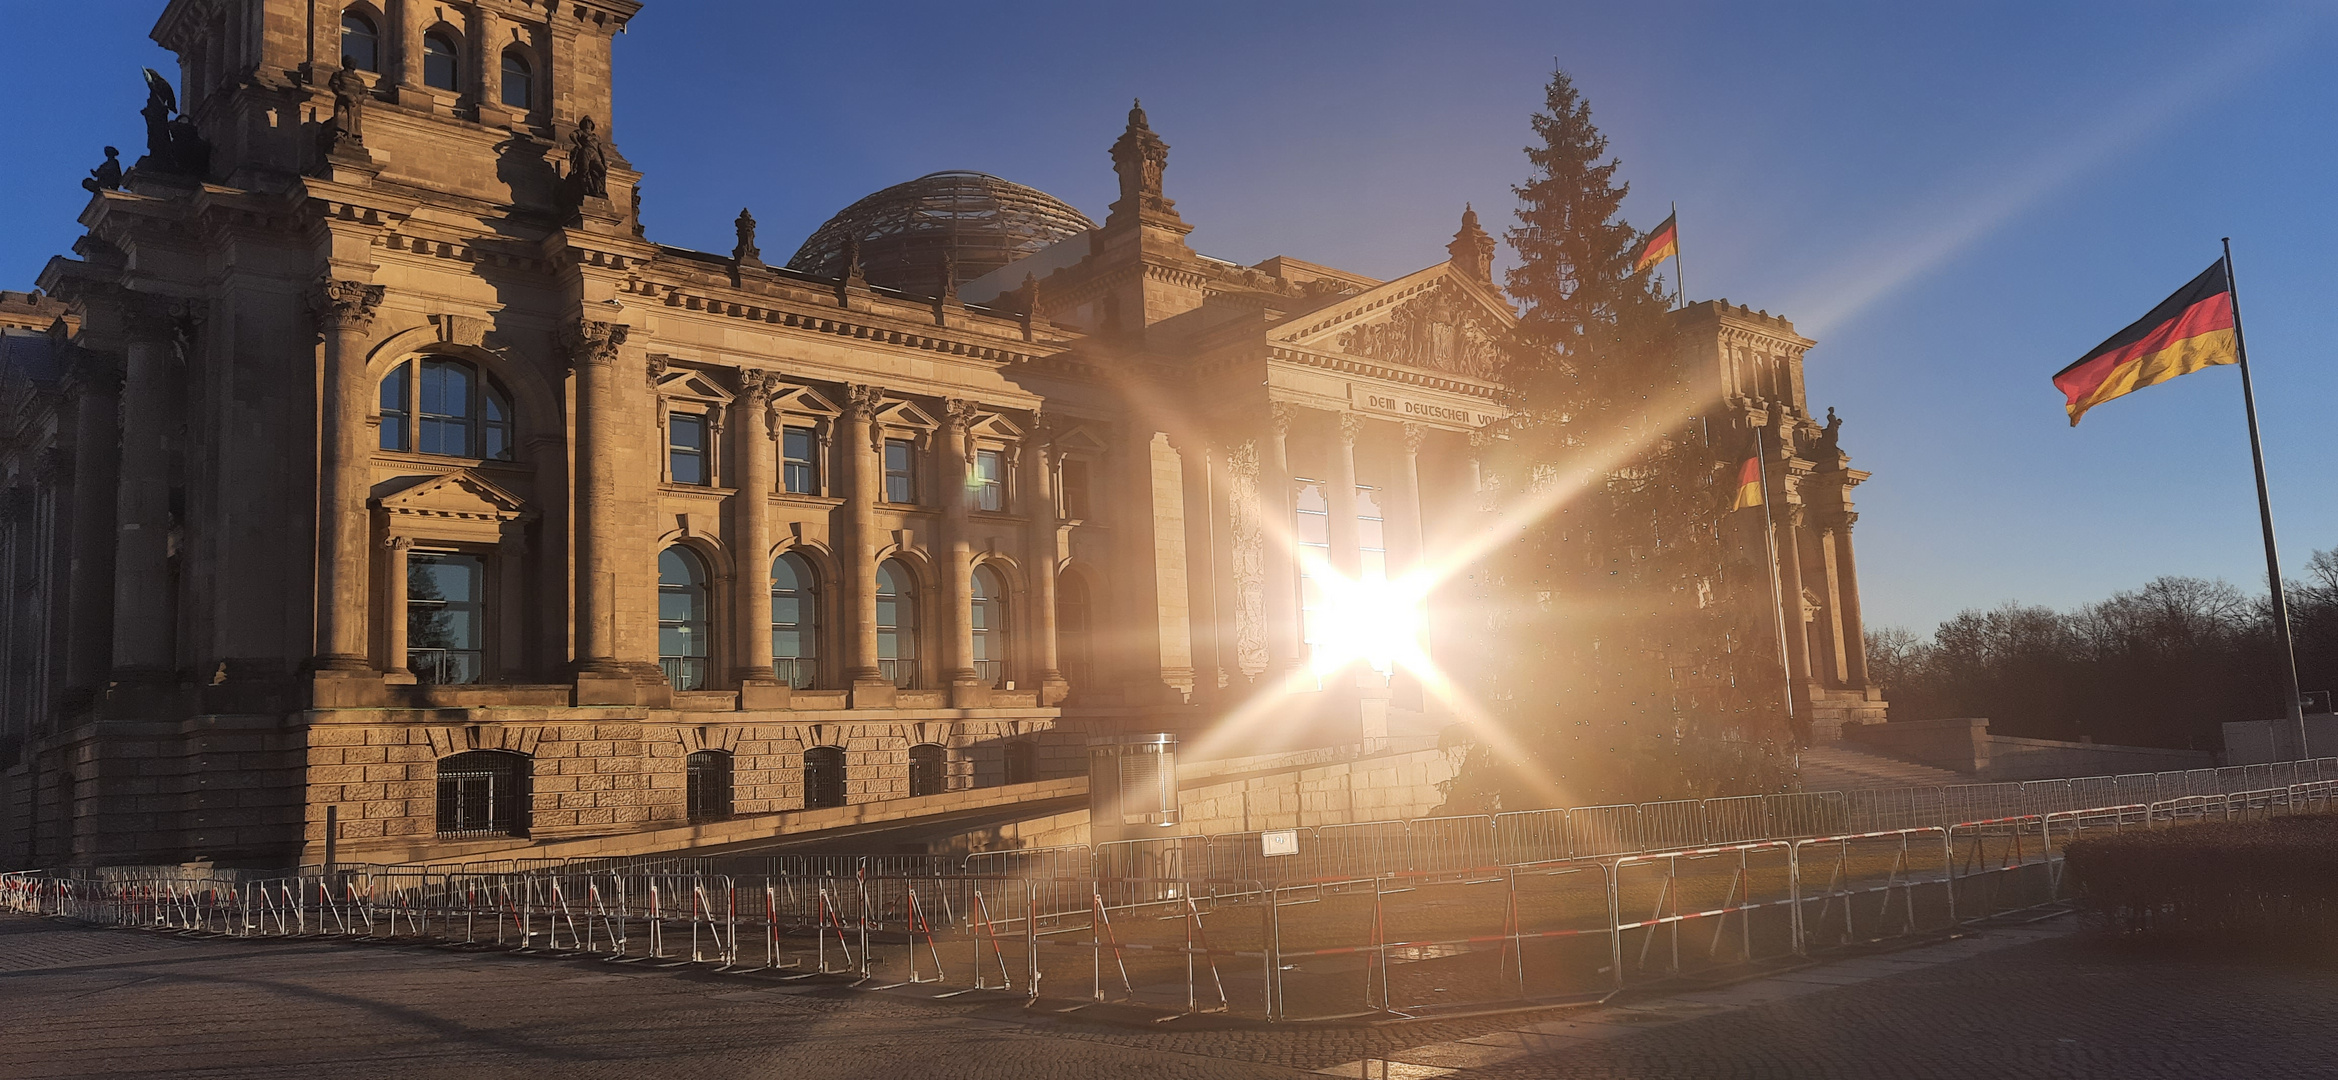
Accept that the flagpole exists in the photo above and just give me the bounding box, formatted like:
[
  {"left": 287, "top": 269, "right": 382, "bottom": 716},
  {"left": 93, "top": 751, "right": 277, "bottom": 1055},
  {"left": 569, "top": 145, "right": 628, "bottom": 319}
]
[
  {"left": 2223, "top": 238, "right": 2310, "bottom": 760},
  {"left": 1753, "top": 424, "right": 1796, "bottom": 726},
  {"left": 1670, "top": 201, "right": 1686, "bottom": 310}
]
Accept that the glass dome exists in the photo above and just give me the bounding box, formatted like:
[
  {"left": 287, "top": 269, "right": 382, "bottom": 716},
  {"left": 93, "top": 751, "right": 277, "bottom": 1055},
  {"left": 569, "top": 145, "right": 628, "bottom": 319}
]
[{"left": 787, "top": 171, "right": 1095, "bottom": 300}]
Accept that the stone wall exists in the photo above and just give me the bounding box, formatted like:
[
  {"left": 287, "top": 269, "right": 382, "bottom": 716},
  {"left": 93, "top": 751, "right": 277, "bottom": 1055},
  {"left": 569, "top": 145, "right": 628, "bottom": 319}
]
[{"left": 1845, "top": 717, "right": 2213, "bottom": 780}]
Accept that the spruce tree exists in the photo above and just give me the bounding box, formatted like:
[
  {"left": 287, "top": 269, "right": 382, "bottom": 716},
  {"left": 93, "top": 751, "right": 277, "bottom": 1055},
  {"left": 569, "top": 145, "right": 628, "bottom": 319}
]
[{"left": 1443, "top": 67, "right": 1794, "bottom": 812}]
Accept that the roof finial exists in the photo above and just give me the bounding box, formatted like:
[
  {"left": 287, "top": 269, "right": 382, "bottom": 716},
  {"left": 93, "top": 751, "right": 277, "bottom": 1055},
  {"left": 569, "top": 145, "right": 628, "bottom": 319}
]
[
  {"left": 1448, "top": 202, "right": 1496, "bottom": 283},
  {"left": 1109, "top": 96, "right": 1177, "bottom": 230}
]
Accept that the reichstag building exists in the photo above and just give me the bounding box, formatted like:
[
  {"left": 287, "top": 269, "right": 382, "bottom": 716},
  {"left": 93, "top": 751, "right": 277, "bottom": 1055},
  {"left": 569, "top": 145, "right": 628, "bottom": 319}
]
[{"left": 0, "top": 0, "right": 1882, "bottom": 867}]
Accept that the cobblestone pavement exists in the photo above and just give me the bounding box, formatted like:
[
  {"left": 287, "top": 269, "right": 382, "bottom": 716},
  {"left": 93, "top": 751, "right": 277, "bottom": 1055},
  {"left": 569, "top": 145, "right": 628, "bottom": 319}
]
[{"left": 5, "top": 913, "right": 2335, "bottom": 1079}]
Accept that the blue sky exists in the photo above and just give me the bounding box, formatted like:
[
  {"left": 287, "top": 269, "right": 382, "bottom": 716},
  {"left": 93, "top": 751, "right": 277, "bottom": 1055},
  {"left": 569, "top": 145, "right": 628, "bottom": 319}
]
[{"left": 6, "top": 2, "right": 2336, "bottom": 635}]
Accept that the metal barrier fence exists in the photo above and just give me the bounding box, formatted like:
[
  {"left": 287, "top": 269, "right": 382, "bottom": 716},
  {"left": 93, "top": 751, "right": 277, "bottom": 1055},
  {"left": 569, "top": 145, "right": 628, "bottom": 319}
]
[{"left": 11, "top": 782, "right": 2330, "bottom": 1022}]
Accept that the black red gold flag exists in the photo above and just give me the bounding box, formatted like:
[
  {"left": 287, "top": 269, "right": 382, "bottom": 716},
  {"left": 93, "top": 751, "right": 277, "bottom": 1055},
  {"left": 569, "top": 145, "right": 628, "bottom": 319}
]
[
  {"left": 1628, "top": 212, "right": 1679, "bottom": 277},
  {"left": 1730, "top": 456, "right": 1763, "bottom": 511},
  {"left": 2053, "top": 262, "right": 2237, "bottom": 425}
]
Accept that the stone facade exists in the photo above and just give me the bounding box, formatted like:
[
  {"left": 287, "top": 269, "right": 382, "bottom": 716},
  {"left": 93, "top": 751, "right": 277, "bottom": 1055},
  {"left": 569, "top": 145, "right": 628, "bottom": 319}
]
[{"left": 0, "top": 1, "right": 1880, "bottom": 869}]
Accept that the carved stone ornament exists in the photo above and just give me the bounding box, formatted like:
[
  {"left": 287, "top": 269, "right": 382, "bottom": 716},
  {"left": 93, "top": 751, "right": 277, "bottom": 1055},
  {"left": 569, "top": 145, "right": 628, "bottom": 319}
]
[
  {"left": 65, "top": 349, "right": 124, "bottom": 398},
  {"left": 738, "top": 369, "right": 772, "bottom": 403},
  {"left": 1268, "top": 401, "right": 1297, "bottom": 438},
  {"left": 1337, "top": 411, "right": 1365, "bottom": 443},
  {"left": 320, "top": 66, "right": 367, "bottom": 157},
  {"left": 845, "top": 383, "right": 886, "bottom": 418},
  {"left": 644, "top": 354, "right": 668, "bottom": 387},
  {"left": 308, "top": 278, "right": 386, "bottom": 333},
  {"left": 556, "top": 319, "right": 629, "bottom": 369},
  {"left": 569, "top": 115, "right": 609, "bottom": 201},
  {"left": 733, "top": 208, "right": 761, "bottom": 264},
  {"left": 1402, "top": 423, "right": 1429, "bottom": 454},
  {"left": 1335, "top": 281, "right": 1501, "bottom": 380}
]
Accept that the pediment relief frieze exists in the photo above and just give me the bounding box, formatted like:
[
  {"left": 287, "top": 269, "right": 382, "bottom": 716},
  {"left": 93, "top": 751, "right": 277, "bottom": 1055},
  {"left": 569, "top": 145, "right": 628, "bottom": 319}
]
[{"left": 1331, "top": 279, "right": 1505, "bottom": 381}]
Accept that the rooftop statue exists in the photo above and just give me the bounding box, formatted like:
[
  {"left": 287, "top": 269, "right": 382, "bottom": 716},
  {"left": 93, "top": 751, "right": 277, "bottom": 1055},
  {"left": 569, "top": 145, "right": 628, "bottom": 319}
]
[{"left": 80, "top": 147, "right": 122, "bottom": 193}]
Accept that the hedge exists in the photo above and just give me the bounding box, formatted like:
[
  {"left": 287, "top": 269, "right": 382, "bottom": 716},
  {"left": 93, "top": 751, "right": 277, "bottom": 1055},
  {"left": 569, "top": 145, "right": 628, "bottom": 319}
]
[{"left": 2062, "top": 813, "right": 2338, "bottom": 943}]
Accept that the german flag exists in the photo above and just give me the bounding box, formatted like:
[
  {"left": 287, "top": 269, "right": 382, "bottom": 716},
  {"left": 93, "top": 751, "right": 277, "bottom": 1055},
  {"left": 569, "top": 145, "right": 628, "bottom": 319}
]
[
  {"left": 2054, "top": 261, "right": 2238, "bottom": 426},
  {"left": 1628, "top": 212, "right": 1679, "bottom": 277},
  {"left": 1730, "top": 456, "right": 1764, "bottom": 511}
]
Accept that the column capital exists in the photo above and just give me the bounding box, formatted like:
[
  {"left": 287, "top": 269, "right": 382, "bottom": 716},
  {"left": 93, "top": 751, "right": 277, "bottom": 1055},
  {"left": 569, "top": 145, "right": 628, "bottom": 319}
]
[
  {"left": 1401, "top": 422, "right": 1429, "bottom": 454},
  {"left": 738, "top": 368, "right": 773, "bottom": 403},
  {"left": 844, "top": 382, "right": 886, "bottom": 418},
  {"left": 1336, "top": 410, "right": 1364, "bottom": 443},
  {"left": 1268, "top": 401, "right": 1299, "bottom": 438},
  {"left": 308, "top": 277, "right": 385, "bottom": 334},
  {"left": 63, "top": 348, "right": 124, "bottom": 399},
  {"left": 557, "top": 318, "right": 629, "bottom": 369}
]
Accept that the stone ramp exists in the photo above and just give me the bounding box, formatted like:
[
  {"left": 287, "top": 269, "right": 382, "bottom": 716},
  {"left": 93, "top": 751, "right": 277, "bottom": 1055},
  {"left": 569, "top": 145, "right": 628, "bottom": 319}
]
[{"left": 1798, "top": 742, "right": 1971, "bottom": 790}]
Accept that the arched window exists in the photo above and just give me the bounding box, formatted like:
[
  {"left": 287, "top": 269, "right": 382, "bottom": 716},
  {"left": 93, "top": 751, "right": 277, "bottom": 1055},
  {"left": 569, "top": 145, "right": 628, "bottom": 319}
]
[
  {"left": 659, "top": 547, "right": 710, "bottom": 690},
  {"left": 340, "top": 11, "right": 379, "bottom": 72},
  {"left": 437, "top": 750, "right": 529, "bottom": 836},
  {"left": 804, "top": 746, "right": 846, "bottom": 810},
  {"left": 499, "top": 49, "right": 533, "bottom": 109},
  {"left": 379, "top": 358, "right": 514, "bottom": 460},
  {"left": 970, "top": 564, "right": 1008, "bottom": 689},
  {"left": 909, "top": 744, "right": 947, "bottom": 798},
  {"left": 771, "top": 552, "right": 818, "bottom": 689},
  {"left": 686, "top": 750, "right": 732, "bottom": 821},
  {"left": 422, "top": 31, "right": 460, "bottom": 91},
  {"left": 408, "top": 552, "right": 483, "bottom": 685},
  {"left": 1004, "top": 741, "right": 1037, "bottom": 786},
  {"left": 876, "top": 559, "right": 917, "bottom": 689},
  {"left": 1057, "top": 571, "right": 1092, "bottom": 693}
]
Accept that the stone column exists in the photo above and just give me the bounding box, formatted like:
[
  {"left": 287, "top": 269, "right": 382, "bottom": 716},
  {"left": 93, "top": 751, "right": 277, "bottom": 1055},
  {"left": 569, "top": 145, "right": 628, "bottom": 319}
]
[
  {"left": 1390, "top": 424, "right": 1431, "bottom": 706},
  {"left": 560, "top": 319, "right": 628, "bottom": 680},
  {"left": 61, "top": 352, "right": 121, "bottom": 700},
  {"left": 1262, "top": 404, "right": 1303, "bottom": 673},
  {"left": 1776, "top": 503, "right": 1814, "bottom": 699},
  {"left": 307, "top": 279, "right": 385, "bottom": 675},
  {"left": 383, "top": 537, "right": 412, "bottom": 677},
  {"left": 1833, "top": 512, "right": 1868, "bottom": 687},
  {"left": 1326, "top": 412, "right": 1363, "bottom": 579},
  {"left": 941, "top": 399, "right": 980, "bottom": 701},
  {"left": 1176, "top": 435, "right": 1220, "bottom": 698},
  {"left": 1026, "top": 423, "right": 1065, "bottom": 703},
  {"left": 842, "top": 384, "right": 888, "bottom": 702},
  {"left": 1209, "top": 439, "right": 1245, "bottom": 688},
  {"left": 731, "top": 373, "right": 779, "bottom": 697},
  {"left": 1817, "top": 525, "right": 1850, "bottom": 687}
]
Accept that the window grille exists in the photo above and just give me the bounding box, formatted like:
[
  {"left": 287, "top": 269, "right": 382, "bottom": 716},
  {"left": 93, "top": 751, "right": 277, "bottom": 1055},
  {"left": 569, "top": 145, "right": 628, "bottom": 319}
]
[
  {"left": 436, "top": 751, "right": 528, "bottom": 837},
  {"left": 804, "top": 746, "right": 846, "bottom": 809},
  {"left": 686, "top": 750, "right": 733, "bottom": 821},
  {"left": 909, "top": 744, "right": 946, "bottom": 797}
]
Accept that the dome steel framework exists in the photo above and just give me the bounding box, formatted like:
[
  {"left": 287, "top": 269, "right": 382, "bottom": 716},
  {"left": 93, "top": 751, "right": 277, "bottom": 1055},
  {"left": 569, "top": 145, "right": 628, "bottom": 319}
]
[{"left": 787, "top": 171, "right": 1095, "bottom": 301}]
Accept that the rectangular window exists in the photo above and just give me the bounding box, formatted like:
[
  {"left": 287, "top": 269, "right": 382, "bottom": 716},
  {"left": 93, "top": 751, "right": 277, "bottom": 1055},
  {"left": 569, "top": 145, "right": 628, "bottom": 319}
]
[
  {"left": 380, "top": 368, "right": 410, "bottom": 452},
  {"left": 782, "top": 425, "right": 818, "bottom": 495},
  {"left": 408, "top": 552, "right": 485, "bottom": 685},
  {"left": 884, "top": 438, "right": 917, "bottom": 504},
  {"left": 1059, "top": 458, "right": 1090, "bottom": 519},
  {"left": 973, "top": 448, "right": 1005, "bottom": 512},
  {"left": 669, "top": 413, "right": 708, "bottom": 485}
]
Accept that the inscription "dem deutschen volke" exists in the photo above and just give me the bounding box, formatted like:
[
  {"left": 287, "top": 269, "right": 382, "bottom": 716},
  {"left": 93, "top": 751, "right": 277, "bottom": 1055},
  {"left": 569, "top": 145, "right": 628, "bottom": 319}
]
[{"left": 1353, "top": 390, "right": 1498, "bottom": 428}]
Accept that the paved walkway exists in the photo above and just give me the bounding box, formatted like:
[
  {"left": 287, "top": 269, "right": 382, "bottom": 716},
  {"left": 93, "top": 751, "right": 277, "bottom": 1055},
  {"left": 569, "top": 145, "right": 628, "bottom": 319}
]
[{"left": 4, "top": 913, "right": 2334, "bottom": 1078}]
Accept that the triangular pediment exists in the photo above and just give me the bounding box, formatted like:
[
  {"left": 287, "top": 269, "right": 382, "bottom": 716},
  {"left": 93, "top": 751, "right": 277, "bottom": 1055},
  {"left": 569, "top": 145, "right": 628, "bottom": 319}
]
[
  {"left": 1268, "top": 262, "right": 1516, "bottom": 382},
  {"left": 875, "top": 399, "right": 938, "bottom": 431},
  {"left": 372, "top": 469, "right": 534, "bottom": 524},
  {"left": 1047, "top": 420, "right": 1111, "bottom": 456},
  {"left": 769, "top": 382, "right": 840, "bottom": 417},
  {"left": 653, "top": 364, "right": 733, "bottom": 404},
  {"left": 968, "top": 411, "right": 1026, "bottom": 442}
]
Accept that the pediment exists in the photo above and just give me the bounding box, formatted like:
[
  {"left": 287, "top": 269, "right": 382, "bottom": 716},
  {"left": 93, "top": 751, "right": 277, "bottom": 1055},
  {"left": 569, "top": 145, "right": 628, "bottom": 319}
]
[
  {"left": 875, "top": 399, "right": 938, "bottom": 431},
  {"left": 1268, "top": 262, "right": 1516, "bottom": 383},
  {"left": 654, "top": 364, "right": 733, "bottom": 404},
  {"left": 769, "top": 382, "right": 840, "bottom": 418},
  {"left": 372, "top": 469, "right": 534, "bottom": 524},
  {"left": 1047, "top": 420, "right": 1111, "bottom": 456},
  {"left": 968, "top": 411, "right": 1026, "bottom": 442}
]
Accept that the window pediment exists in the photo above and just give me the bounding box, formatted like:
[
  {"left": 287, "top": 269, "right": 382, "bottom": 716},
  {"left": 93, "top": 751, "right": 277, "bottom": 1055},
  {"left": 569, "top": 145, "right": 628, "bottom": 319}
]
[
  {"left": 768, "top": 382, "right": 840, "bottom": 419},
  {"left": 374, "top": 469, "right": 535, "bottom": 539},
  {"left": 653, "top": 363, "right": 733, "bottom": 405}
]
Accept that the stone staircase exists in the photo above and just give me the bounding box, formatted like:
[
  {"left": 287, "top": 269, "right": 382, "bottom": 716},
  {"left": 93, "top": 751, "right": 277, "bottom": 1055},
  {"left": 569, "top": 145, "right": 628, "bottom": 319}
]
[{"left": 1798, "top": 742, "right": 1972, "bottom": 790}]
